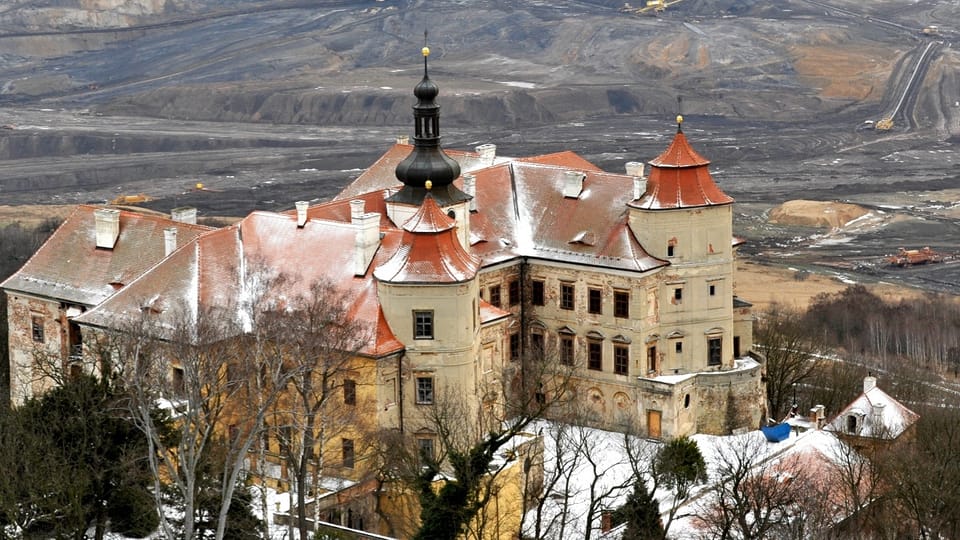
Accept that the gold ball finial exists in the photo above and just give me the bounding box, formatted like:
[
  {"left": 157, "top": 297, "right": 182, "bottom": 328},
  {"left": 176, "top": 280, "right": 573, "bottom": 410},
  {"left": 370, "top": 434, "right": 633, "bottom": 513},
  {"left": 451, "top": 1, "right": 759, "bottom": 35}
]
[
  {"left": 676, "top": 114, "right": 684, "bottom": 125},
  {"left": 422, "top": 46, "right": 430, "bottom": 57},
  {"left": 425, "top": 179, "right": 433, "bottom": 190}
]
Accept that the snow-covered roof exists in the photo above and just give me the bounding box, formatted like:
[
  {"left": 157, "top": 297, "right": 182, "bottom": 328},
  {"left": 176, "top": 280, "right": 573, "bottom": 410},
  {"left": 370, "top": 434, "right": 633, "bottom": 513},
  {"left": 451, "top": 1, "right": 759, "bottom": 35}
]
[{"left": 825, "top": 377, "right": 919, "bottom": 439}]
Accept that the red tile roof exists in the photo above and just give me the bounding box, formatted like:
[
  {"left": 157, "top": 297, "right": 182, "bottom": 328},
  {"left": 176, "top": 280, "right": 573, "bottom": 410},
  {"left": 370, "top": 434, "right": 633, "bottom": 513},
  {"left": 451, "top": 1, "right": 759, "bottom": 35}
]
[
  {"left": 374, "top": 195, "right": 481, "bottom": 284},
  {"left": 1, "top": 205, "right": 211, "bottom": 306},
  {"left": 632, "top": 130, "right": 734, "bottom": 210}
]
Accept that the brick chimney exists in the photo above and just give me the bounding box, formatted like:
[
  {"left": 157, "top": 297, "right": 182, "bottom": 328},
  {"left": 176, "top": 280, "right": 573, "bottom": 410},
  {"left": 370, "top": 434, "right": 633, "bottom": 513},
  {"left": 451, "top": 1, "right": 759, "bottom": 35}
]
[
  {"left": 351, "top": 199, "right": 380, "bottom": 276},
  {"left": 562, "top": 170, "right": 585, "bottom": 199},
  {"left": 171, "top": 207, "right": 197, "bottom": 225},
  {"left": 396, "top": 135, "right": 409, "bottom": 145},
  {"left": 463, "top": 174, "right": 477, "bottom": 212},
  {"left": 94, "top": 208, "right": 120, "bottom": 249},
  {"left": 163, "top": 227, "right": 177, "bottom": 256},
  {"left": 626, "top": 161, "right": 647, "bottom": 200},
  {"left": 863, "top": 376, "right": 877, "bottom": 393},
  {"left": 476, "top": 143, "right": 496, "bottom": 165},
  {"left": 295, "top": 201, "right": 309, "bottom": 228}
]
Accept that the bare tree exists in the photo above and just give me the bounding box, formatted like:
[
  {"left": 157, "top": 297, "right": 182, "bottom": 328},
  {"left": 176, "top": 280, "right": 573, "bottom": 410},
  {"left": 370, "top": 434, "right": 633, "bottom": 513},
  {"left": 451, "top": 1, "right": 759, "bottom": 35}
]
[
  {"left": 754, "top": 303, "right": 827, "bottom": 420},
  {"left": 522, "top": 420, "right": 588, "bottom": 540}
]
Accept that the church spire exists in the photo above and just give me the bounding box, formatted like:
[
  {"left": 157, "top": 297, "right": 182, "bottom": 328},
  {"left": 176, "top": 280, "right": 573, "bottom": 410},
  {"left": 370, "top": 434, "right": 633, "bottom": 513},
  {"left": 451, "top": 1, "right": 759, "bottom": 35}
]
[{"left": 389, "top": 33, "right": 468, "bottom": 207}]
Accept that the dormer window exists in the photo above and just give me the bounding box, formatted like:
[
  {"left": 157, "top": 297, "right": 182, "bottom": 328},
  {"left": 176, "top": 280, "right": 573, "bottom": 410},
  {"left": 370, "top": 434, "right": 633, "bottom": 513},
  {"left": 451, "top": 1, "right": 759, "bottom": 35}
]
[{"left": 846, "top": 415, "right": 858, "bottom": 433}]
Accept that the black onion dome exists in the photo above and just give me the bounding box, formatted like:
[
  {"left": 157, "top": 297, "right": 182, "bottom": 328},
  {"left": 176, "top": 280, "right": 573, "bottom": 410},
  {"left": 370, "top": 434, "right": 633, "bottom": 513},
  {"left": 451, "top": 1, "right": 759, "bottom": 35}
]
[{"left": 390, "top": 44, "right": 468, "bottom": 207}]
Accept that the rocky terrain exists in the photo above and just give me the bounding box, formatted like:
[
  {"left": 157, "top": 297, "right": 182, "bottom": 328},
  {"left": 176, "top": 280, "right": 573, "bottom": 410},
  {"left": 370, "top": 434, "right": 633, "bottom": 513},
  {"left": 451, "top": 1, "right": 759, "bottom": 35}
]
[{"left": 1, "top": 0, "right": 960, "bottom": 295}]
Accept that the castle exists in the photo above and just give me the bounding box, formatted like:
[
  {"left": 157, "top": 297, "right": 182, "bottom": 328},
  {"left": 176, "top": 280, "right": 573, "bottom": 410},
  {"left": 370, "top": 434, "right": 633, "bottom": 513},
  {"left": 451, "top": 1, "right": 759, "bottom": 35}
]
[{"left": 4, "top": 46, "right": 764, "bottom": 457}]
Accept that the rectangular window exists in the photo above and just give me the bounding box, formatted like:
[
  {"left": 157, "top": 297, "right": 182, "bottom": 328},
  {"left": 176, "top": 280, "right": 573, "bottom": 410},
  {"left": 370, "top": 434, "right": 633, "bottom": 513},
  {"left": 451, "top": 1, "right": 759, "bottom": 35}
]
[
  {"left": 588, "top": 341, "right": 602, "bottom": 371},
  {"left": 614, "top": 346, "right": 629, "bottom": 375},
  {"left": 708, "top": 337, "right": 722, "bottom": 366},
  {"left": 413, "top": 310, "right": 434, "bottom": 340},
  {"left": 509, "top": 279, "right": 520, "bottom": 306},
  {"left": 489, "top": 285, "right": 502, "bottom": 308},
  {"left": 560, "top": 283, "right": 575, "bottom": 310},
  {"left": 416, "top": 376, "right": 434, "bottom": 404},
  {"left": 709, "top": 284, "right": 716, "bottom": 296},
  {"left": 344, "top": 379, "right": 356, "bottom": 406},
  {"left": 588, "top": 288, "right": 602, "bottom": 314},
  {"left": 172, "top": 367, "right": 185, "bottom": 395},
  {"left": 532, "top": 280, "right": 545, "bottom": 306},
  {"left": 31, "top": 316, "right": 44, "bottom": 343},
  {"left": 667, "top": 245, "right": 675, "bottom": 257},
  {"left": 509, "top": 333, "right": 520, "bottom": 361},
  {"left": 417, "top": 437, "right": 435, "bottom": 462},
  {"left": 531, "top": 333, "right": 545, "bottom": 357},
  {"left": 560, "top": 336, "right": 574, "bottom": 365},
  {"left": 673, "top": 288, "right": 683, "bottom": 302},
  {"left": 675, "top": 341, "right": 683, "bottom": 354},
  {"left": 385, "top": 377, "right": 397, "bottom": 406},
  {"left": 647, "top": 346, "right": 658, "bottom": 373},
  {"left": 614, "top": 290, "right": 630, "bottom": 318},
  {"left": 342, "top": 438, "right": 355, "bottom": 469}
]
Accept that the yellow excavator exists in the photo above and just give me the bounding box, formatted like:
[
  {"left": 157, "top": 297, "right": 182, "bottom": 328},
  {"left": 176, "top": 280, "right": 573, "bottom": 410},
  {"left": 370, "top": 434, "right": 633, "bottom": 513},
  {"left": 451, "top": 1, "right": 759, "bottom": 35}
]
[
  {"left": 622, "top": 0, "right": 684, "bottom": 14},
  {"left": 875, "top": 117, "right": 894, "bottom": 130}
]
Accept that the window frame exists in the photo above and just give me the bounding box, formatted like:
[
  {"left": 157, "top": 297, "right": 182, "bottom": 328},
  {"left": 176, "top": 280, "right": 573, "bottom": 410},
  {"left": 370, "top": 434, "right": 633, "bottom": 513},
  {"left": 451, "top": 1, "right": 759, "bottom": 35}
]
[
  {"left": 560, "top": 283, "right": 575, "bottom": 311},
  {"left": 588, "top": 340, "right": 603, "bottom": 371},
  {"left": 614, "top": 345, "right": 629, "bottom": 375},
  {"left": 417, "top": 437, "right": 435, "bottom": 462},
  {"left": 709, "top": 284, "right": 717, "bottom": 297},
  {"left": 413, "top": 310, "right": 434, "bottom": 340},
  {"left": 613, "top": 290, "right": 630, "bottom": 318},
  {"left": 708, "top": 337, "right": 722, "bottom": 366},
  {"left": 489, "top": 284, "right": 502, "bottom": 308},
  {"left": 673, "top": 288, "right": 683, "bottom": 302},
  {"left": 587, "top": 287, "right": 602, "bottom": 315},
  {"left": 560, "top": 336, "right": 575, "bottom": 365},
  {"left": 508, "top": 279, "right": 520, "bottom": 306},
  {"left": 343, "top": 379, "right": 357, "bottom": 406},
  {"left": 415, "top": 376, "right": 434, "bottom": 405},
  {"left": 531, "top": 333, "right": 545, "bottom": 357},
  {"left": 342, "top": 438, "right": 355, "bottom": 469},
  {"left": 532, "top": 280, "right": 545, "bottom": 306},
  {"left": 31, "top": 316, "right": 44, "bottom": 343},
  {"left": 509, "top": 333, "right": 520, "bottom": 361},
  {"left": 675, "top": 341, "right": 683, "bottom": 354}
]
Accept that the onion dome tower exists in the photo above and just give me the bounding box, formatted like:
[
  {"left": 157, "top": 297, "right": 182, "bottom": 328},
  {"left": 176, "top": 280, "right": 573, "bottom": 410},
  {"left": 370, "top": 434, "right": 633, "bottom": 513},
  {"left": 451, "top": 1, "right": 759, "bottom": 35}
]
[{"left": 388, "top": 41, "right": 469, "bottom": 207}]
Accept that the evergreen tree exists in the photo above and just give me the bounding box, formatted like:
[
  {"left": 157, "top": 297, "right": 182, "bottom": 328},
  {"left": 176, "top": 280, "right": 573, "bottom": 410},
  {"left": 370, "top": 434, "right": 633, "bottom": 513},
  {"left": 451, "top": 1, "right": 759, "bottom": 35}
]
[{"left": 614, "top": 481, "right": 664, "bottom": 540}]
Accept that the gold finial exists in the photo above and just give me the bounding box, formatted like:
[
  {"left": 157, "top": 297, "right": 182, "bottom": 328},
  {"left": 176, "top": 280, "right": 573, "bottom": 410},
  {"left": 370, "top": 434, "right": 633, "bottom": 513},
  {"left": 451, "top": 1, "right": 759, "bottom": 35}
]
[
  {"left": 422, "top": 46, "right": 430, "bottom": 57},
  {"left": 425, "top": 179, "right": 433, "bottom": 190},
  {"left": 676, "top": 114, "right": 683, "bottom": 126}
]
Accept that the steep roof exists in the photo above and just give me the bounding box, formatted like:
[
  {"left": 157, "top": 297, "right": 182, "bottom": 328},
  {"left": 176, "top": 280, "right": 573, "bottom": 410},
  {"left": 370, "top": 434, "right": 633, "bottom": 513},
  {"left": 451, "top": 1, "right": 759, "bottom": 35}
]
[
  {"left": 77, "top": 211, "right": 404, "bottom": 358},
  {"left": 1, "top": 205, "right": 210, "bottom": 307},
  {"left": 826, "top": 380, "right": 920, "bottom": 439},
  {"left": 631, "top": 129, "right": 734, "bottom": 210},
  {"left": 374, "top": 195, "right": 481, "bottom": 284}
]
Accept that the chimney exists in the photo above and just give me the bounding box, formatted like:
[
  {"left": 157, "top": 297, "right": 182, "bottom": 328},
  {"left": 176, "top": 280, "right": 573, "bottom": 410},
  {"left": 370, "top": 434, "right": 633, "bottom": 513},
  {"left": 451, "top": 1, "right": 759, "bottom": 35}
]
[
  {"left": 600, "top": 511, "right": 613, "bottom": 534},
  {"left": 463, "top": 174, "right": 477, "bottom": 212},
  {"left": 163, "top": 227, "right": 177, "bottom": 257},
  {"left": 626, "top": 162, "right": 647, "bottom": 200},
  {"left": 625, "top": 161, "right": 645, "bottom": 177},
  {"left": 863, "top": 376, "right": 877, "bottom": 393},
  {"left": 295, "top": 201, "right": 309, "bottom": 228},
  {"left": 476, "top": 143, "right": 496, "bottom": 165},
  {"left": 810, "top": 404, "right": 826, "bottom": 429},
  {"left": 562, "top": 170, "right": 585, "bottom": 199},
  {"left": 94, "top": 208, "right": 120, "bottom": 250},
  {"left": 352, "top": 199, "right": 380, "bottom": 276},
  {"left": 396, "top": 135, "right": 410, "bottom": 145},
  {"left": 171, "top": 207, "right": 197, "bottom": 225}
]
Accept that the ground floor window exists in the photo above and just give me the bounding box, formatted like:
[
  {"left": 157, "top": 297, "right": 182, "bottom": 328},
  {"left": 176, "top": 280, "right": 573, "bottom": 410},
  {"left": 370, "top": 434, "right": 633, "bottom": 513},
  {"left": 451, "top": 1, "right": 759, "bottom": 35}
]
[
  {"left": 614, "top": 345, "right": 629, "bottom": 375},
  {"left": 708, "top": 337, "right": 722, "bottom": 366}
]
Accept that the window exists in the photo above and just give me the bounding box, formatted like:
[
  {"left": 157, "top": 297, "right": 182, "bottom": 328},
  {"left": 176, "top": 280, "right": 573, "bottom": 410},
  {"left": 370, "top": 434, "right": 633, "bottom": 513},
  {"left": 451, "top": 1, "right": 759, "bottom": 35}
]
[
  {"left": 416, "top": 377, "right": 434, "bottom": 404},
  {"left": 647, "top": 346, "right": 658, "bottom": 373},
  {"left": 342, "top": 438, "right": 355, "bottom": 468},
  {"left": 560, "top": 336, "right": 574, "bottom": 365},
  {"left": 344, "top": 379, "right": 356, "bottom": 406},
  {"left": 560, "top": 283, "right": 575, "bottom": 310},
  {"left": 172, "top": 367, "right": 185, "bottom": 395},
  {"left": 588, "top": 288, "right": 602, "bottom": 314},
  {"left": 709, "top": 284, "right": 717, "bottom": 296},
  {"left": 31, "top": 316, "right": 44, "bottom": 343},
  {"left": 846, "top": 415, "right": 858, "bottom": 433},
  {"left": 733, "top": 336, "right": 741, "bottom": 358},
  {"left": 413, "top": 310, "right": 434, "bottom": 340},
  {"left": 667, "top": 245, "right": 675, "bottom": 257},
  {"left": 509, "top": 333, "right": 520, "bottom": 361},
  {"left": 532, "top": 280, "right": 545, "bottom": 306},
  {"left": 509, "top": 279, "right": 520, "bottom": 306},
  {"left": 588, "top": 341, "right": 603, "bottom": 371},
  {"left": 673, "top": 288, "right": 683, "bottom": 303},
  {"left": 531, "top": 333, "right": 545, "bottom": 357},
  {"left": 614, "top": 290, "right": 629, "bottom": 318},
  {"left": 417, "top": 438, "right": 435, "bottom": 462},
  {"left": 614, "top": 345, "right": 629, "bottom": 375},
  {"left": 684, "top": 394, "right": 691, "bottom": 408},
  {"left": 675, "top": 341, "right": 683, "bottom": 354},
  {"left": 708, "top": 337, "right": 722, "bottom": 366},
  {"left": 489, "top": 285, "right": 502, "bottom": 308}
]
